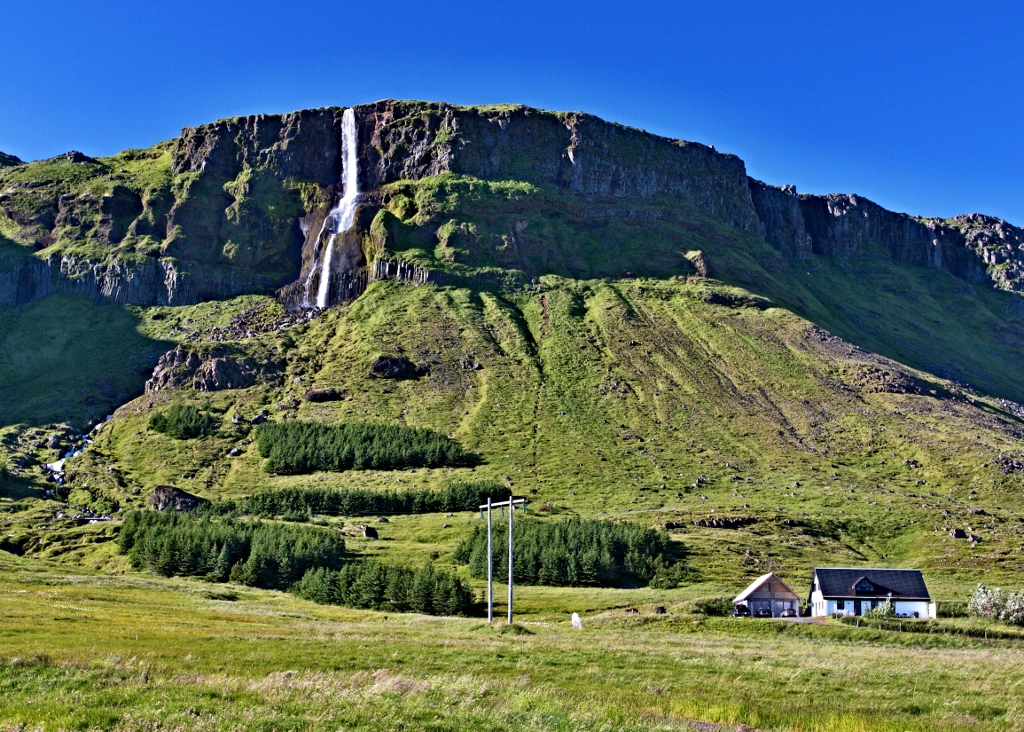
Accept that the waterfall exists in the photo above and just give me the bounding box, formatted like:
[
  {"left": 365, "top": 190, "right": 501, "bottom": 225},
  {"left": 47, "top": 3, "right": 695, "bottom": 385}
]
[{"left": 306, "top": 107, "right": 360, "bottom": 308}]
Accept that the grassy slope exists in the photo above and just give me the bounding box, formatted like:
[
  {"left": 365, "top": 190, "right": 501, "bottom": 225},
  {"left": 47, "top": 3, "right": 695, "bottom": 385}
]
[
  {"left": 4, "top": 274, "right": 1017, "bottom": 601},
  {"left": 1, "top": 553, "right": 1022, "bottom": 731},
  {"left": 375, "top": 174, "right": 1024, "bottom": 404},
  {"left": 2, "top": 164, "right": 1024, "bottom": 729}
]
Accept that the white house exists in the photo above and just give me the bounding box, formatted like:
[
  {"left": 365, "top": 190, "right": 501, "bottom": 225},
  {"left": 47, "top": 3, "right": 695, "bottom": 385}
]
[
  {"left": 733, "top": 572, "right": 801, "bottom": 617},
  {"left": 809, "top": 568, "right": 936, "bottom": 619}
]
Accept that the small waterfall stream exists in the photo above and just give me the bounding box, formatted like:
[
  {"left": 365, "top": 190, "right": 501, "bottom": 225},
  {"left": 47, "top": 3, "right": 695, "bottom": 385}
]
[{"left": 306, "top": 107, "right": 360, "bottom": 308}]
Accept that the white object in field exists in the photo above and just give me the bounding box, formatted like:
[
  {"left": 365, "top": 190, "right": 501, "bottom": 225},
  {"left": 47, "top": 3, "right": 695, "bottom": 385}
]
[{"left": 571, "top": 612, "right": 582, "bottom": 629}]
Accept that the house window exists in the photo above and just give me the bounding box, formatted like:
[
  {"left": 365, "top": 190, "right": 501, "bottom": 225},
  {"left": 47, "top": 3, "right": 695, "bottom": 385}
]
[
  {"left": 855, "top": 579, "right": 875, "bottom": 593},
  {"left": 837, "top": 600, "right": 845, "bottom": 610}
]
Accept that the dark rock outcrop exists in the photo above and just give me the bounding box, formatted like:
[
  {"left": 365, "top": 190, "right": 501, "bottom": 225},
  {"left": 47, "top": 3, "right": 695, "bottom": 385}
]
[
  {"left": 304, "top": 387, "right": 347, "bottom": 402},
  {"left": 149, "top": 485, "right": 207, "bottom": 511},
  {"left": 748, "top": 180, "right": 812, "bottom": 259},
  {"left": 0, "top": 151, "right": 22, "bottom": 168},
  {"left": 693, "top": 516, "right": 757, "bottom": 529},
  {"left": 369, "top": 356, "right": 423, "bottom": 379},
  {"left": 751, "top": 179, "right": 1023, "bottom": 293},
  {"left": 145, "top": 347, "right": 281, "bottom": 392},
  {"left": 845, "top": 365, "right": 946, "bottom": 397},
  {"left": 64, "top": 151, "right": 97, "bottom": 165},
  {"left": 0, "top": 250, "right": 280, "bottom": 307}
]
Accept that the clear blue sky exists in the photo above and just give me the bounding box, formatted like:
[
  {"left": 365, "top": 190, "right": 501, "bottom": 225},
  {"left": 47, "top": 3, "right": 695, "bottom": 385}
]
[{"left": 3, "top": 1, "right": 1021, "bottom": 224}]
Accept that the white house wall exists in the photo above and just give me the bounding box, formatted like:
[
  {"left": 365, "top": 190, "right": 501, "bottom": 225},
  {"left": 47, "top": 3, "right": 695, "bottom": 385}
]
[{"left": 810, "top": 593, "right": 935, "bottom": 619}]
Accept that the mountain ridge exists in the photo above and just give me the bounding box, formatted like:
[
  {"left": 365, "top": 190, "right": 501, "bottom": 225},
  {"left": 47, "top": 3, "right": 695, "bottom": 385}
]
[{"left": 1, "top": 100, "right": 1022, "bottom": 311}]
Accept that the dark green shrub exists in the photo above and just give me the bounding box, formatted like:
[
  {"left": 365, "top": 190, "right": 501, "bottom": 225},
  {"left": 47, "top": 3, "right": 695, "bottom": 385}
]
[
  {"left": 938, "top": 601, "right": 969, "bottom": 618},
  {"left": 148, "top": 404, "right": 217, "bottom": 440},
  {"left": 453, "top": 517, "right": 674, "bottom": 588},
  {"left": 683, "top": 596, "right": 734, "bottom": 617},
  {"left": 253, "top": 421, "right": 477, "bottom": 474},
  {"left": 294, "top": 561, "right": 474, "bottom": 616},
  {"left": 223, "top": 481, "right": 503, "bottom": 518},
  {"left": 117, "top": 510, "right": 345, "bottom": 589}
]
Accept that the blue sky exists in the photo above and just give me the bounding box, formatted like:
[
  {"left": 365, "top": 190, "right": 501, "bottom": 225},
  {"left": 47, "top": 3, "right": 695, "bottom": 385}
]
[{"left": 3, "top": 1, "right": 1021, "bottom": 224}]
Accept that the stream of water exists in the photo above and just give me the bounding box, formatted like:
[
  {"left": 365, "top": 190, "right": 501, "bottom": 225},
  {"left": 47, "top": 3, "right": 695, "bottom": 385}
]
[{"left": 306, "top": 107, "right": 360, "bottom": 308}]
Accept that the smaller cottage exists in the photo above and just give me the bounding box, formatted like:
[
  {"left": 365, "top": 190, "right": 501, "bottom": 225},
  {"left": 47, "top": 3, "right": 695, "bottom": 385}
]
[
  {"left": 809, "top": 568, "right": 936, "bottom": 618},
  {"left": 733, "top": 572, "right": 801, "bottom": 617}
]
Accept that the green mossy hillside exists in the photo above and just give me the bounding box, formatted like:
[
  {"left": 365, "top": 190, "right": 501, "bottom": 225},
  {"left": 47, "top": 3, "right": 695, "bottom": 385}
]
[{"left": 6, "top": 274, "right": 1019, "bottom": 599}]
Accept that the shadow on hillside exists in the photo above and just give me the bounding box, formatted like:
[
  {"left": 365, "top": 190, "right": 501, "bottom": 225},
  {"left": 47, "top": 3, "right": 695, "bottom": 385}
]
[{"left": 0, "top": 293, "right": 173, "bottom": 428}]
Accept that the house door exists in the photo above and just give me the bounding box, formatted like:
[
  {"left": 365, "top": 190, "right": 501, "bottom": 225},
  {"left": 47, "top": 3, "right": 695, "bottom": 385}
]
[{"left": 854, "top": 600, "right": 862, "bottom": 615}]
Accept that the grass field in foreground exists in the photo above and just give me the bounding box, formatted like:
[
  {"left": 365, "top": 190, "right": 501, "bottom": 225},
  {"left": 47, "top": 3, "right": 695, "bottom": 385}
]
[{"left": 1, "top": 553, "right": 1022, "bottom": 732}]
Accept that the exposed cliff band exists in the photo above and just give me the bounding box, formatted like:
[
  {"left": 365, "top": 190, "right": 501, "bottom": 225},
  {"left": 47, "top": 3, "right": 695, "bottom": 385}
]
[{"left": 1, "top": 100, "right": 1021, "bottom": 311}]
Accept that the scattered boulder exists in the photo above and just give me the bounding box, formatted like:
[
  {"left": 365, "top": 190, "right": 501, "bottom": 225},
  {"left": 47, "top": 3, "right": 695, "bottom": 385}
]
[
  {"left": 969, "top": 535, "right": 983, "bottom": 544},
  {"left": 997, "top": 454, "right": 1024, "bottom": 474},
  {"left": 653, "top": 606, "right": 667, "bottom": 615},
  {"left": 846, "top": 365, "right": 946, "bottom": 397},
  {"left": 949, "top": 528, "right": 968, "bottom": 539},
  {"left": 376, "top": 516, "right": 389, "bottom": 523},
  {"left": 362, "top": 525, "right": 379, "bottom": 539},
  {"left": 228, "top": 447, "right": 241, "bottom": 457},
  {"left": 304, "top": 387, "right": 348, "bottom": 402},
  {"left": 231, "top": 413, "right": 245, "bottom": 424},
  {"left": 693, "top": 516, "right": 757, "bottom": 529},
  {"left": 369, "top": 356, "right": 419, "bottom": 379},
  {"left": 148, "top": 485, "right": 207, "bottom": 512},
  {"left": 45, "top": 433, "right": 62, "bottom": 450}
]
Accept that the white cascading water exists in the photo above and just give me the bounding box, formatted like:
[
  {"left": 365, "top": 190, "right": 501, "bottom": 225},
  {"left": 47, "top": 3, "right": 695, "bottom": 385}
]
[{"left": 308, "top": 107, "right": 359, "bottom": 308}]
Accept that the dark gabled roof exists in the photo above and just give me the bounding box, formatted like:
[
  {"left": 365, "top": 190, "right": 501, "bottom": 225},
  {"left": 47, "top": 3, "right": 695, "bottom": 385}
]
[{"left": 813, "top": 568, "right": 930, "bottom": 599}]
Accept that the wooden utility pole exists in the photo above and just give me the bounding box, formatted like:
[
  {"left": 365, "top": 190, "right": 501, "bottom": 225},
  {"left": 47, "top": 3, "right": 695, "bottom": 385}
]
[
  {"left": 486, "top": 497, "right": 493, "bottom": 624},
  {"left": 479, "top": 496, "right": 527, "bottom": 623}
]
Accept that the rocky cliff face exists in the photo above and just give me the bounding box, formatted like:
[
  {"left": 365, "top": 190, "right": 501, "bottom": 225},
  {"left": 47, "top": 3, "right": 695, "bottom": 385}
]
[
  {"left": 750, "top": 179, "right": 1022, "bottom": 292},
  {"left": 0, "top": 250, "right": 280, "bottom": 306},
  {"left": 357, "top": 100, "right": 765, "bottom": 235},
  {"left": 2, "top": 101, "right": 1022, "bottom": 311}
]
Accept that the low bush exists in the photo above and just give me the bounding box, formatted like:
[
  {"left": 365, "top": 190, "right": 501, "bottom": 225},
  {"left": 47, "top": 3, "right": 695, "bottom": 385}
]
[
  {"left": 221, "top": 481, "right": 504, "bottom": 518},
  {"left": 148, "top": 404, "right": 217, "bottom": 440},
  {"left": 968, "top": 584, "right": 1024, "bottom": 626},
  {"left": 253, "top": 421, "right": 477, "bottom": 474},
  {"left": 864, "top": 599, "right": 896, "bottom": 620},
  {"left": 681, "top": 596, "right": 733, "bottom": 616},
  {"left": 118, "top": 511, "right": 346, "bottom": 590},
  {"left": 453, "top": 517, "right": 675, "bottom": 587},
  {"left": 295, "top": 561, "right": 474, "bottom": 616},
  {"left": 937, "top": 601, "right": 969, "bottom": 618}
]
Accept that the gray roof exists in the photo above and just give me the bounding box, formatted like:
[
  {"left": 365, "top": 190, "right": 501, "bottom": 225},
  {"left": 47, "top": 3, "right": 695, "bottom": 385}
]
[{"left": 812, "top": 568, "right": 930, "bottom": 600}]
